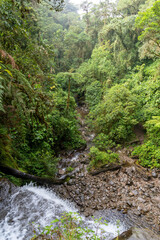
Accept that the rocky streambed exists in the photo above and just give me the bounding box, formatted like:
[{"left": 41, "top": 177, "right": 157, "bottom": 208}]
[
  {"left": 55, "top": 155, "right": 160, "bottom": 232},
  {"left": 54, "top": 106, "right": 160, "bottom": 235}
]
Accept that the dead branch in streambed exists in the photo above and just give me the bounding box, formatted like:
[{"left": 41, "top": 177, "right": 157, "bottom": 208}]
[{"left": 0, "top": 165, "right": 66, "bottom": 185}]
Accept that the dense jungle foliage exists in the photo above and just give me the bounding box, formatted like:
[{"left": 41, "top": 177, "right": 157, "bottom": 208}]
[{"left": 0, "top": 0, "right": 160, "bottom": 181}]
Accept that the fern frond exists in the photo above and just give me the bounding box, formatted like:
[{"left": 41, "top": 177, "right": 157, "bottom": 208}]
[
  {"left": 147, "top": 116, "right": 160, "bottom": 128},
  {"left": 0, "top": 49, "right": 19, "bottom": 69}
]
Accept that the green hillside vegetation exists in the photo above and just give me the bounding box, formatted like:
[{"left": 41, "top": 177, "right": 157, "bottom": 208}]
[{"left": 0, "top": 0, "right": 160, "bottom": 182}]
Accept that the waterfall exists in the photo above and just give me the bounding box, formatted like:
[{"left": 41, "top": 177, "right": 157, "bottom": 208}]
[{"left": 0, "top": 183, "right": 126, "bottom": 240}]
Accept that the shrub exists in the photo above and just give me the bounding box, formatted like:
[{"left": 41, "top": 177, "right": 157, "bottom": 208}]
[
  {"left": 86, "top": 81, "right": 102, "bottom": 109},
  {"left": 66, "top": 167, "right": 74, "bottom": 172},
  {"left": 88, "top": 146, "right": 119, "bottom": 170},
  {"left": 31, "top": 212, "right": 108, "bottom": 240},
  {"left": 132, "top": 141, "right": 160, "bottom": 168},
  {"left": 89, "top": 85, "right": 138, "bottom": 143},
  {"left": 93, "top": 133, "right": 116, "bottom": 151},
  {"left": 132, "top": 116, "right": 160, "bottom": 168}
]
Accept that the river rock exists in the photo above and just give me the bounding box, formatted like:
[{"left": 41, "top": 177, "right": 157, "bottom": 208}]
[
  {"left": 0, "top": 178, "right": 17, "bottom": 221},
  {"left": 152, "top": 171, "right": 157, "bottom": 178},
  {"left": 0, "top": 178, "right": 17, "bottom": 200},
  {"left": 112, "top": 227, "right": 160, "bottom": 240}
]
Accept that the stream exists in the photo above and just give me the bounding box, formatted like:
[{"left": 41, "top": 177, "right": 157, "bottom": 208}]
[{"left": 0, "top": 182, "right": 128, "bottom": 240}]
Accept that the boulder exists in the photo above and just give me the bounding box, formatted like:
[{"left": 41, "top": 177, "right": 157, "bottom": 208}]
[
  {"left": 0, "top": 178, "right": 17, "bottom": 220},
  {"left": 112, "top": 227, "right": 160, "bottom": 240},
  {"left": 0, "top": 177, "right": 17, "bottom": 200}
]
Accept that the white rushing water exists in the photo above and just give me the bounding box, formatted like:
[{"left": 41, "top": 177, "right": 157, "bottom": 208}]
[{"left": 0, "top": 184, "right": 126, "bottom": 240}]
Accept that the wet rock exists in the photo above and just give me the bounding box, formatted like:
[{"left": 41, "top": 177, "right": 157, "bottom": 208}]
[
  {"left": 127, "top": 201, "right": 132, "bottom": 207},
  {"left": 132, "top": 190, "right": 138, "bottom": 196},
  {"left": 112, "top": 227, "right": 160, "bottom": 240},
  {"left": 80, "top": 158, "right": 89, "bottom": 164},
  {"left": 152, "top": 171, "right": 157, "bottom": 178},
  {"left": 148, "top": 183, "right": 154, "bottom": 188},
  {"left": 68, "top": 179, "right": 74, "bottom": 185},
  {"left": 58, "top": 169, "right": 66, "bottom": 175},
  {"left": 84, "top": 208, "right": 94, "bottom": 217},
  {"left": 125, "top": 167, "right": 136, "bottom": 177},
  {"left": 137, "top": 197, "right": 146, "bottom": 203},
  {"left": 109, "top": 180, "right": 114, "bottom": 185},
  {"left": 0, "top": 178, "right": 17, "bottom": 220},
  {"left": 0, "top": 178, "right": 17, "bottom": 200},
  {"left": 126, "top": 180, "right": 133, "bottom": 186},
  {"left": 75, "top": 189, "right": 80, "bottom": 195}
]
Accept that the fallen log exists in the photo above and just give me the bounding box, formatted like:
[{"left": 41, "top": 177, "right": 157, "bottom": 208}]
[
  {"left": 0, "top": 165, "right": 66, "bottom": 185},
  {"left": 89, "top": 163, "right": 122, "bottom": 176}
]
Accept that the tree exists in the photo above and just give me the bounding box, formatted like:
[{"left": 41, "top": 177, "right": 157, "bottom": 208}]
[
  {"left": 89, "top": 84, "right": 138, "bottom": 142},
  {"left": 117, "top": 0, "right": 146, "bottom": 16},
  {"left": 98, "top": 15, "right": 139, "bottom": 75},
  {"left": 0, "top": 0, "right": 85, "bottom": 181},
  {"left": 81, "top": 0, "right": 114, "bottom": 47},
  {"left": 135, "top": 0, "right": 160, "bottom": 59},
  {"left": 20, "top": 0, "right": 65, "bottom": 11}
]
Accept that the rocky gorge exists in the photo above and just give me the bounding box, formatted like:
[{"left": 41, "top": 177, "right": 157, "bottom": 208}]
[
  {"left": 55, "top": 154, "right": 160, "bottom": 232},
  {"left": 54, "top": 106, "right": 160, "bottom": 235},
  {"left": 0, "top": 107, "right": 160, "bottom": 240}
]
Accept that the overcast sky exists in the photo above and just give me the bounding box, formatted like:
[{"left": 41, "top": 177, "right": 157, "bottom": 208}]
[
  {"left": 70, "top": 0, "right": 102, "bottom": 7},
  {"left": 70, "top": 0, "right": 101, "bottom": 4},
  {"left": 69, "top": 0, "right": 116, "bottom": 9}
]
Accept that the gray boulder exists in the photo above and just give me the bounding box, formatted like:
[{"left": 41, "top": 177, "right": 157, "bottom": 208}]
[{"left": 113, "top": 227, "right": 160, "bottom": 240}]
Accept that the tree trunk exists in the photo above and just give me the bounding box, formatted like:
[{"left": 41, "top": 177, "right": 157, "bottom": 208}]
[
  {"left": 0, "top": 165, "right": 66, "bottom": 185},
  {"left": 67, "top": 76, "right": 71, "bottom": 109}
]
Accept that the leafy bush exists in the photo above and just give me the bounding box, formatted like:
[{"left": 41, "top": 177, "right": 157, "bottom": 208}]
[
  {"left": 145, "top": 116, "right": 160, "bottom": 144},
  {"left": 86, "top": 81, "right": 102, "bottom": 109},
  {"left": 89, "top": 84, "right": 138, "bottom": 143},
  {"left": 31, "top": 212, "right": 109, "bottom": 240},
  {"left": 135, "top": 0, "right": 160, "bottom": 59},
  {"left": 93, "top": 133, "right": 116, "bottom": 151},
  {"left": 132, "top": 116, "right": 160, "bottom": 168},
  {"left": 66, "top": 167, "right": 74, "bottom": 172},
  {"left": 88, "top": 146, "right": 119, "bottom": 170},
  {"left": 132, "top": 141, "right": 160, "bottom": 168}
]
